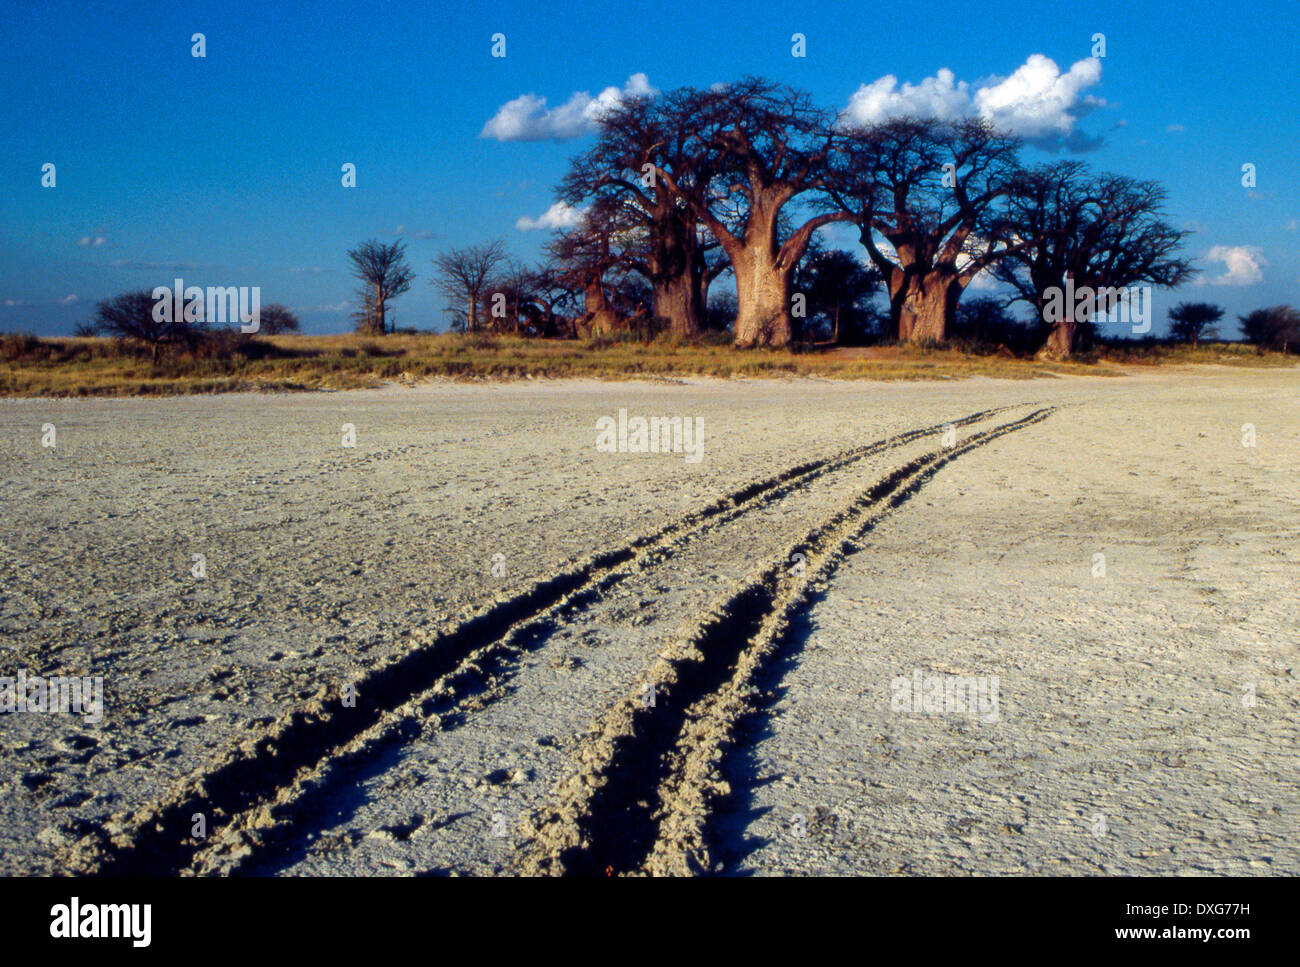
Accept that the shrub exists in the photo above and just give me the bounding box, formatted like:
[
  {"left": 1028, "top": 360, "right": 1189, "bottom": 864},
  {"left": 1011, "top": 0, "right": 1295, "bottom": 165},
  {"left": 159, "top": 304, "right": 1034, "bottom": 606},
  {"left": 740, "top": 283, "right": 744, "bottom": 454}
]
[
  {"left": 1239, "top": 306, "right": 1300, "bottom": 352},
  {"left": 257, "top": 304, "right": 301, "bottom": 335},
  {"left": 0, "top": 332, "right": 46, "bottom": 363},
  {"left": 93, "top": 290, "right": 197, "bottom": 361}
]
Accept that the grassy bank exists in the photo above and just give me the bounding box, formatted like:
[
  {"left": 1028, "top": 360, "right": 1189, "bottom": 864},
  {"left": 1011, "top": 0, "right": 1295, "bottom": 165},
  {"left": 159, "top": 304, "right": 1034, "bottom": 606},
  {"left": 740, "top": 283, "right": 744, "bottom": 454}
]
[{"left": 0, "top": 331, "right": 1293, "bottom": 397}]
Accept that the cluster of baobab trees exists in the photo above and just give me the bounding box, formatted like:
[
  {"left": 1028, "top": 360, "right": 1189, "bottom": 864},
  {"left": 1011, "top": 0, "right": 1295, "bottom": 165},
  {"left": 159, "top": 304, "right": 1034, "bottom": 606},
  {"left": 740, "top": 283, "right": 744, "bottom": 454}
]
[
  {"left": 363, "top": 77, "right": 1197, "bottom": 358},
  {"left": 500, "top": 76, "right": 1193, "bottom": 358}
]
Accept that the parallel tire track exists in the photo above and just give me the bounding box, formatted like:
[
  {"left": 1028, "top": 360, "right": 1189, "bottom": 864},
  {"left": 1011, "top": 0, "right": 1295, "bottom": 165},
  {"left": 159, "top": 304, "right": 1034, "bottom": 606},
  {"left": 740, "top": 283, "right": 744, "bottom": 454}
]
[
  {"left": 518, "top": 407, "right": 1056, "bottom": 876},
  {"left": 207, "top": 406, "right": 1026, "bottom": 875},
  {"left": 62, "top": 405, "right": 1027, "bottom": 876}
]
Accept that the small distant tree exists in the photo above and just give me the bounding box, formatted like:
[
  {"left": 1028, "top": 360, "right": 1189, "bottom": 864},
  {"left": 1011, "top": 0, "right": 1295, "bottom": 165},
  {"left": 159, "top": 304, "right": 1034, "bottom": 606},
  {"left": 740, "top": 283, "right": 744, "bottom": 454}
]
[
  {"left": 704, "top": 290, "right": 737, "bottom": 333},
  {"left": 1239, "top": 305, "right": 1300, "bottom": 352},
  {"left": 433, "top": 239, "right": 506, "bottom": 333},
  {"left": 482, "top": 259, "right": 538, "bottom": 334},
  {"left": 347, "top": 240, "right": 414, "bottom": 335},
  {"left": 92, "top": 290, "right": 192, "bottom": 361},
  {"left": 794, "top": 246, "right": 882, "bottom": 344},
  {"left": 1166, "top": 302, "right": 1222, "bottom": 345},
  {"left": 951, "top": 297, "right": 1037, "bottom": 354},
  {"left": 257, "top": 303, "right": 301, "bottom": 335}
]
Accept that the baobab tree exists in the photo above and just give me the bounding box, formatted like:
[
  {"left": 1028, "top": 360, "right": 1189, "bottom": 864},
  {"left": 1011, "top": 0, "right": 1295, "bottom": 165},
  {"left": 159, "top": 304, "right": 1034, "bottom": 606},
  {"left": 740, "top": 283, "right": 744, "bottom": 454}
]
[
  {"left": 432, "top": 239, "right": 506, "bottom": 333},
  {"left": 347, "top": 239, "right": 414, "bottom": 335},
  {"left": 995, "top": 164, "right": 1193, "bottom": 356},
  {"left": 518, "top": 266, "right": 579, "bottom": 337},
  {"left": 824, "top": 117, "right": 1026, "bottom": 343},
  {"left": 548, "top": 200, "right": 629, "bottom": 336},
  {"left": 637, "top": 78, "right": 854, "bottom": 347},
  {"left": 560, "top": 95, "right": 719, "bottom": 337}
]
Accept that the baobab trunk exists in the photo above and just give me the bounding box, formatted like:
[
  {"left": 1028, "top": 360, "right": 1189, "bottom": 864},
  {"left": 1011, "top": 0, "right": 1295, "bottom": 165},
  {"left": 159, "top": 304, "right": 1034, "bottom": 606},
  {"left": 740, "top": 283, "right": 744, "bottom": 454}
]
[
  {"left": 649, "top": 220, "right": 703, "bottom": 338},
  {"left": 653, "top": 271, "right": 702, "bottom": 338},
  {"left": 1042, "top": 320, "right": 1078, "bottom": 358},
  {"left": 732, "top": 247, "right": 793, "bottom": 348},
  {"left": 583, "top": 281, "right": 621, "bottom": 335},
  {"left": 891, "top": 273, "right": 958, "bottom": 343}
]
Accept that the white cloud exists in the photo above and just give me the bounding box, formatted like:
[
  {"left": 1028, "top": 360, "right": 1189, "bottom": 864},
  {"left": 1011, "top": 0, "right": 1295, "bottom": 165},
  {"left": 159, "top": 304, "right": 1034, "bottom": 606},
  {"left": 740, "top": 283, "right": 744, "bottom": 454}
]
[
  {"left": 1201, "top": 245, "right": 1266, "bottom": 286},
  {"left": 481, "top": 73, "right": 656, "bottom": 141},
  {"left": 77, "top": 235, "right": 106, "bottom": 247},
  {"left": 3, "top": 295, "right": 81, "bottom": 307},
  {"left": 516, "top": 201, "right": 586, "bottom": 231},
  {"left": 1166, "top": 124, "right": 1186, "bottom": 133},
  {"left": 844, "top": 68, "right": 970, "bottom": 126},
  {"left": 843, "top": 55, "right": 1105, "bottom": 150},
  {"left": 393, "top": 226, "right": 436, "bottom": 240},
  {"left": 974, "top": 55, "right": 1103, "bottom": 145},
  {"left": 109, "top": 259, "right": 201, "bottom": 271}
]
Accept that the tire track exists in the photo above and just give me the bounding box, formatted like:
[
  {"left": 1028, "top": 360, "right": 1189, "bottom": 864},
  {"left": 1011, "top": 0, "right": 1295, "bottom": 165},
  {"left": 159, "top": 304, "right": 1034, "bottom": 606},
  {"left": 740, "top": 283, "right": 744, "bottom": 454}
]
[
  {"left": 203, "top": 405, "right": 1031, "bottom": 875},
  {"left": 517, "top": 407, "right": 1056, "bottom": 876},
  {"left": 227, "top": 416, "right": 1017, "bottom": 876},
  {"left": 61, "top": 404, "right": 1026, "bottom": 876}
]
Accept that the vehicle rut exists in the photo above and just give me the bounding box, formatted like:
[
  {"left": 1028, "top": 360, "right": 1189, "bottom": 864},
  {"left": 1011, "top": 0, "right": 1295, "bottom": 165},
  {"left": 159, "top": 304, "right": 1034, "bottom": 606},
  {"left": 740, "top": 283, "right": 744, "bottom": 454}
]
[
  {"left": 517, "top": 407, "right": 1057, "bottom": 876},
  {"left": 62, "top": 405, "right": 1027, "bottom": 876}
]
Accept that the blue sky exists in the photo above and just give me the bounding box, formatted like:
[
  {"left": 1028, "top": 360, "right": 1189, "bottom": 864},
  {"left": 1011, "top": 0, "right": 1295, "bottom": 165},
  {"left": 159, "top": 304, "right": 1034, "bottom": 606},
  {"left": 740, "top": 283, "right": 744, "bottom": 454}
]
[{"left": 2, "top": 0, "right": 1297, "bottom": 337}]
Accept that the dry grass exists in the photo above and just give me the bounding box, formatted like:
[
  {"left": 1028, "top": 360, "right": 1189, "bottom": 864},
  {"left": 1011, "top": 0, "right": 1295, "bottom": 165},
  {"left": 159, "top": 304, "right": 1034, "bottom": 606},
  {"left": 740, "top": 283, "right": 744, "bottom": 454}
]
[{"left": 0, "top": 331, "right": 1293, "bottom": 397}]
